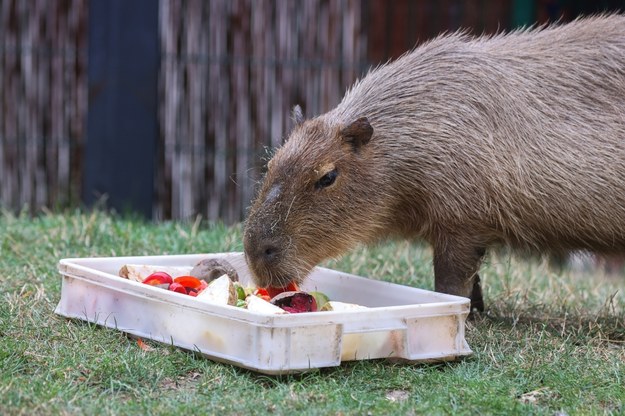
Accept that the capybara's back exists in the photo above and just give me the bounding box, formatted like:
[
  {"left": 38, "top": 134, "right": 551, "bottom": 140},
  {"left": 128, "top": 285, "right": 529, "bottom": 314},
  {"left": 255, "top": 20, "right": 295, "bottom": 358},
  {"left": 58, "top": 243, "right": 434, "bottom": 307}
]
[{"left": 243, "top": 15, "right": 625, "bottom": 310}]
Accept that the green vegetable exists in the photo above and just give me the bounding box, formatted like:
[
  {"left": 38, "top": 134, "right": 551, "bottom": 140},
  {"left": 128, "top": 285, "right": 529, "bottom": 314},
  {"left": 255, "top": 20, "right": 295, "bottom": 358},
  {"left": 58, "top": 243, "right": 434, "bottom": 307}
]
[
  {"left": 309, "top": 291, "right": 331, "bottom": 311},
  {"left": 234, "top": 283, "right": 247, "bottom": 300}
]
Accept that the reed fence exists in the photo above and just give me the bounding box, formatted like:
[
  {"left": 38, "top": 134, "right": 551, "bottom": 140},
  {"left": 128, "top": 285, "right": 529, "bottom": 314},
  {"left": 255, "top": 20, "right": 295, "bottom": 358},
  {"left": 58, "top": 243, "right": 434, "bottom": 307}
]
[
  {"left": 157, "top": 0, "right": 522, "bottom": 223},
  {"left": 0, "top": 0, "right": 87, "bottom": 212},
  {"left": 157, "top": 0, "right": 367, "bottom": 223},
  {"left": 2, "top": 0, "right": 614, "bottom": 222}
]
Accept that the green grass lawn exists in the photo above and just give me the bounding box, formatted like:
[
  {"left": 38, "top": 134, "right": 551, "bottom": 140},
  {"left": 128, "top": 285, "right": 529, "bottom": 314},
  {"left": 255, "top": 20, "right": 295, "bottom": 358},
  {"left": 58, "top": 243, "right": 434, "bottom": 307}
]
[{"left": 1, "top": 209, "right": 624, "bottom": 415}]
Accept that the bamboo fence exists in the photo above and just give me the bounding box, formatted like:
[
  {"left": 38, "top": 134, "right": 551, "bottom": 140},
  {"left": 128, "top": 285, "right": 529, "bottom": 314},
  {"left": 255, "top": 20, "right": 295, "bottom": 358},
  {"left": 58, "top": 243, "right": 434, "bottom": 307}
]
[
  {"left": 0, "top": 0, "right": 87, "bottom": 212},
  {"left": 0, "top": 0, "right": 524, "bottom": 221},
  {"left": 157, "top": 0, "right": 367, "bottom": 223}
]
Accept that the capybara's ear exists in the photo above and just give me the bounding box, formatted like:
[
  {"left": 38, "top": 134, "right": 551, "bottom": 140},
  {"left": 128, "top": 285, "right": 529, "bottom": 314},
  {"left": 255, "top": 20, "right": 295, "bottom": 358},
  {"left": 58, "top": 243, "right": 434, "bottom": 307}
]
[
  {"left": 292, "top": 105, "right": 305, "bottom": 126},
  {"left": 340, "top": 117, "right": 373, "bottom": 150}
]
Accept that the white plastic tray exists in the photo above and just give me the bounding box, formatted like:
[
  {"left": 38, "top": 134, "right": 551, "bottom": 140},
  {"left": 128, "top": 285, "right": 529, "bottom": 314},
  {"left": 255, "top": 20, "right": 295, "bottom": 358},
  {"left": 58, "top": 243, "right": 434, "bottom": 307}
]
[{"left": 55, "top": 252, "right": 472, "bottom": 374}]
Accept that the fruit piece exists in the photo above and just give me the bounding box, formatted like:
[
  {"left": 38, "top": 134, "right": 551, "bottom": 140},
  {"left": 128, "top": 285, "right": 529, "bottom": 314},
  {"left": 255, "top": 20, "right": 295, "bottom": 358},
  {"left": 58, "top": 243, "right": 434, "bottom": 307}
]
[
  {"left": 190, "top": 258, "right": 239, "bottom": 283},
  {"left": 325, "top": 301, "right": 368, "bottom": 311},
  {"left": 173, "top": 275, "right": 203, "bottom": 292},
  {"left": 270, "top": 291, "right": 317, "bottom": 313},
  {"left": 195, "top": 274, "right": 238, "bottom": 306},
  {"left": 265, "top": 282, "right": 299, "bottom": 299},
  {"left": 245, "top": 295, "right": 288, "bottom": 314},
  {"left": 253, "top": 288, "right": 271, "bottom": 302},
  {"left": 142, "top": 272, "right": 173, "bottom": 286},
  {"left": 168, "top": 282, "right": 187, "bottom": 294},
  {"left": 119, "top": 264, "right": 193, "bottom": 282},
  {"left": 309, "top": 291, "right": 331, "bottom": 311}
]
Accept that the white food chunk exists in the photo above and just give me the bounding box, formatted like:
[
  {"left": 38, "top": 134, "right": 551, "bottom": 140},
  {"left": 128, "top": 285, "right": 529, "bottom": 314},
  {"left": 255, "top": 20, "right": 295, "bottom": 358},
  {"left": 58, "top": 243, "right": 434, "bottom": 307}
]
[
  {"left": 195, "top": 274, "right": 237, "bottom": 306},
  {"left": 245, "top": 295, "right": 288, "bottom": 314},
  {"left": 326, "top": 301, "right": 368, "bottom": 311}
]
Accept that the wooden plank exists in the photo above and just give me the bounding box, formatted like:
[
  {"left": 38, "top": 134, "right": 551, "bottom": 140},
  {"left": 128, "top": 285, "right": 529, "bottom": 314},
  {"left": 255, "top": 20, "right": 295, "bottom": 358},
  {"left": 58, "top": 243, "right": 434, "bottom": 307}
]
[
  {"left": 18, "top": 0, "right": 33, "bottom": 208},
  {"left": 0, "top": 2, "right": 4, "bottom": 206},
  {"left": 71, "top": 0, "right": 88, "bottom": 207},
  {"left": 178, "top": 0, "right": 203, "bottom": 220},
  {"left": 232, "top": 0, "right": 252, "bottom": 223},
  {"left": 171, "top": 0, "right": 187, "bottom": 219},
  {"left": 156, "top": 0, "right": 173, "bottom": 220},
  {"left": 208, "top": 0, "right": 229, "bottom": 222},
  {"left": 2, "top": 1, "right": 20, "bottom": 208},
  {"left": 250, "top": 0, "right": 269, "bottom": 177}
]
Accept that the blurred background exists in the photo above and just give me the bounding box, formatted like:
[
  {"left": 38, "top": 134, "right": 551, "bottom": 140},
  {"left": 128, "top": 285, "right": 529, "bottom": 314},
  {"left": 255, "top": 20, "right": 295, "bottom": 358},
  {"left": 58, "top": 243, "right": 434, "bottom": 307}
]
[{"left": 1, "top": 0, "right": 623, "bottom": 224}]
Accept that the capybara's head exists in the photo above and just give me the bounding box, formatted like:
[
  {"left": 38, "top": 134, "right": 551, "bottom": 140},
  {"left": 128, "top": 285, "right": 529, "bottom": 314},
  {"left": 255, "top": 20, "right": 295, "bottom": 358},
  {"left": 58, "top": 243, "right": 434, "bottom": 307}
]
[{"left": 244, "top": 108, "right": 388, "bottom": 288}]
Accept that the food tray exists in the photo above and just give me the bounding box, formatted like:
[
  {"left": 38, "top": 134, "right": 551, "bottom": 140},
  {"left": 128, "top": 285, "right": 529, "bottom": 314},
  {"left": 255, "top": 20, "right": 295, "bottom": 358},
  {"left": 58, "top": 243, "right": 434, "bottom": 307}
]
[{"left": 55, "top": 252, "right": 472, "bottom": 374}]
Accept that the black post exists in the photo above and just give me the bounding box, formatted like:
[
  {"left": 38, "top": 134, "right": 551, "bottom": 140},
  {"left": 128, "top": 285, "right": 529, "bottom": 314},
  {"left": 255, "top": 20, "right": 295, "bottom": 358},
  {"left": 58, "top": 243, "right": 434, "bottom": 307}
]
[{"left": 83, "top": 0, "right": 159, "bottom": 218}]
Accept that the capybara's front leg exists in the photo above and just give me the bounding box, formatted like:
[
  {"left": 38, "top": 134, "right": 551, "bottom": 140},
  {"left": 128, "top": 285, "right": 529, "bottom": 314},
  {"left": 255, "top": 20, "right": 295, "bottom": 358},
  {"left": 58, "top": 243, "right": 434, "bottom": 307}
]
[{"left": 433, "top": 239, "right": 485, "bottom": 312}]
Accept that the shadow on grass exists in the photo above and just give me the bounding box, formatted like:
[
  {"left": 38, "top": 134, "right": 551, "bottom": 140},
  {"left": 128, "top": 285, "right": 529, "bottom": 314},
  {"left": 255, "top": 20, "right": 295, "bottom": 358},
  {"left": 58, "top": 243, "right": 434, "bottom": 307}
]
[
  {"left": 474, "top": 306, "right": 625, "bottom": 343},
  {"left": 229, "top": 356, "right": 458, "bottom": 386}
]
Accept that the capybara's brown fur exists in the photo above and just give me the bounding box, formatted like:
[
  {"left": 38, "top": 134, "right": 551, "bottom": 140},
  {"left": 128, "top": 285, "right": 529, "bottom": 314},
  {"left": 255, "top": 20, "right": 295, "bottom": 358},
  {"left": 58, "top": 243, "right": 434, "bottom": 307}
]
[{"left": 243, "top": 15, "right": 625, "bottom": 310}]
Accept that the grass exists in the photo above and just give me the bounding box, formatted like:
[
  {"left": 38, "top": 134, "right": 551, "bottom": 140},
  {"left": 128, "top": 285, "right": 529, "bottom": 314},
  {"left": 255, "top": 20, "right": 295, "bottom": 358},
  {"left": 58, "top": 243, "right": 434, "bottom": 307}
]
[{"left": 1, "top": 208, "right": 624, "bottom": 415}]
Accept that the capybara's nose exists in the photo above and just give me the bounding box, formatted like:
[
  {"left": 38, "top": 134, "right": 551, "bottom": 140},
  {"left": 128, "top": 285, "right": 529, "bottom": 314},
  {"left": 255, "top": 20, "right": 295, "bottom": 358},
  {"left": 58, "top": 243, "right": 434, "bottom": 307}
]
[
  {"left": 259, "top": 242, "right": 280, "bottom": 264},
  {"left": 245, "top": 235, "right": 281, "bottom": 267}
]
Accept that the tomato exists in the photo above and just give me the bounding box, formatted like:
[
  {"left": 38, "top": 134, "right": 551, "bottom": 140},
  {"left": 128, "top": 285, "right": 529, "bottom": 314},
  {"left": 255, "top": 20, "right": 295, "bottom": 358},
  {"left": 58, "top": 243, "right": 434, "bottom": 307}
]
[
  {"left": 266, "top": 282, "right": 299, "bottom": 299},
  {"left": 254, "top": 288, "right": 271, "bottom": 302},
  {"left": 173, "top": 275, "right": 203, "bottom": 291},
  {"left": 168, "top": 282, "right": 187, "bottom": 294},
  {"left": 142, "top": 272, "right": 173, "bottom": 286},
  {"left": 255, "top": 288, "right": 269, "bottom": 296}
]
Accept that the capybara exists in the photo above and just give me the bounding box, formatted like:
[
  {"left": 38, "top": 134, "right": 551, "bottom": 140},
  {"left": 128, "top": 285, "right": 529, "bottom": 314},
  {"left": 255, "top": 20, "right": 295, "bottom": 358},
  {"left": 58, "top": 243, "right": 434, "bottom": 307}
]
[{"left": 243, "top": 15, "right": 625, "bottom": 311}]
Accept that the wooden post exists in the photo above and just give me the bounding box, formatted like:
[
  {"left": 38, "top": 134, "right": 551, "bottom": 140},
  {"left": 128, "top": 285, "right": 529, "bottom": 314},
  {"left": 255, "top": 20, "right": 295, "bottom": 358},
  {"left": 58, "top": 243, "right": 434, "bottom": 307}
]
[{"left": 83, "top": 0, "right": 159, "bottom": 218}]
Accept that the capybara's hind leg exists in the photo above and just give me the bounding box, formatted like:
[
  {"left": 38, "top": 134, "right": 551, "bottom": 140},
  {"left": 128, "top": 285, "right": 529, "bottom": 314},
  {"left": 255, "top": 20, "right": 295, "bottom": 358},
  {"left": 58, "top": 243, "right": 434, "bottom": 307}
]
[
  {"left": 470, "top": 274, "right": 485, "bottom": 312},
  {"left": 433, "top": 238, "right": 486, "bottom": 312}
]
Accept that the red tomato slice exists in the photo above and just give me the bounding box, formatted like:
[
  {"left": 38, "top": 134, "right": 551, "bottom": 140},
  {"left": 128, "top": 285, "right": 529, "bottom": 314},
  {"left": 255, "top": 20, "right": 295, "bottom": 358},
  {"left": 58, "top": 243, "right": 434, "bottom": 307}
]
[
  {"left": 142, "top": 272, "right": 173, "bottom": 286},
  {"left": 254, "top": 288, "right": 271, "bottom": 302},
  {"left": 255, "top": 288, "right": 269, "bottom": 296},
  {"left": 265, "top": 282, "right": 299, "bottom": 299},
  {"left": 173, "top": 275, "right": 202, "bottom": 290},
  {"left": 168, "top": 282, "right": 187, "bottom": 294}
]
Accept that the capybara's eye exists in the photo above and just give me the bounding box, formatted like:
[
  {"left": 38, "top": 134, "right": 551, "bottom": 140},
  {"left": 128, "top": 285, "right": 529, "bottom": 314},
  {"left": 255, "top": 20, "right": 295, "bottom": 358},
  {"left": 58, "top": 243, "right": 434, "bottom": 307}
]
[{"left": 315, "top": 169, "right": 338, "bottom": 189}]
